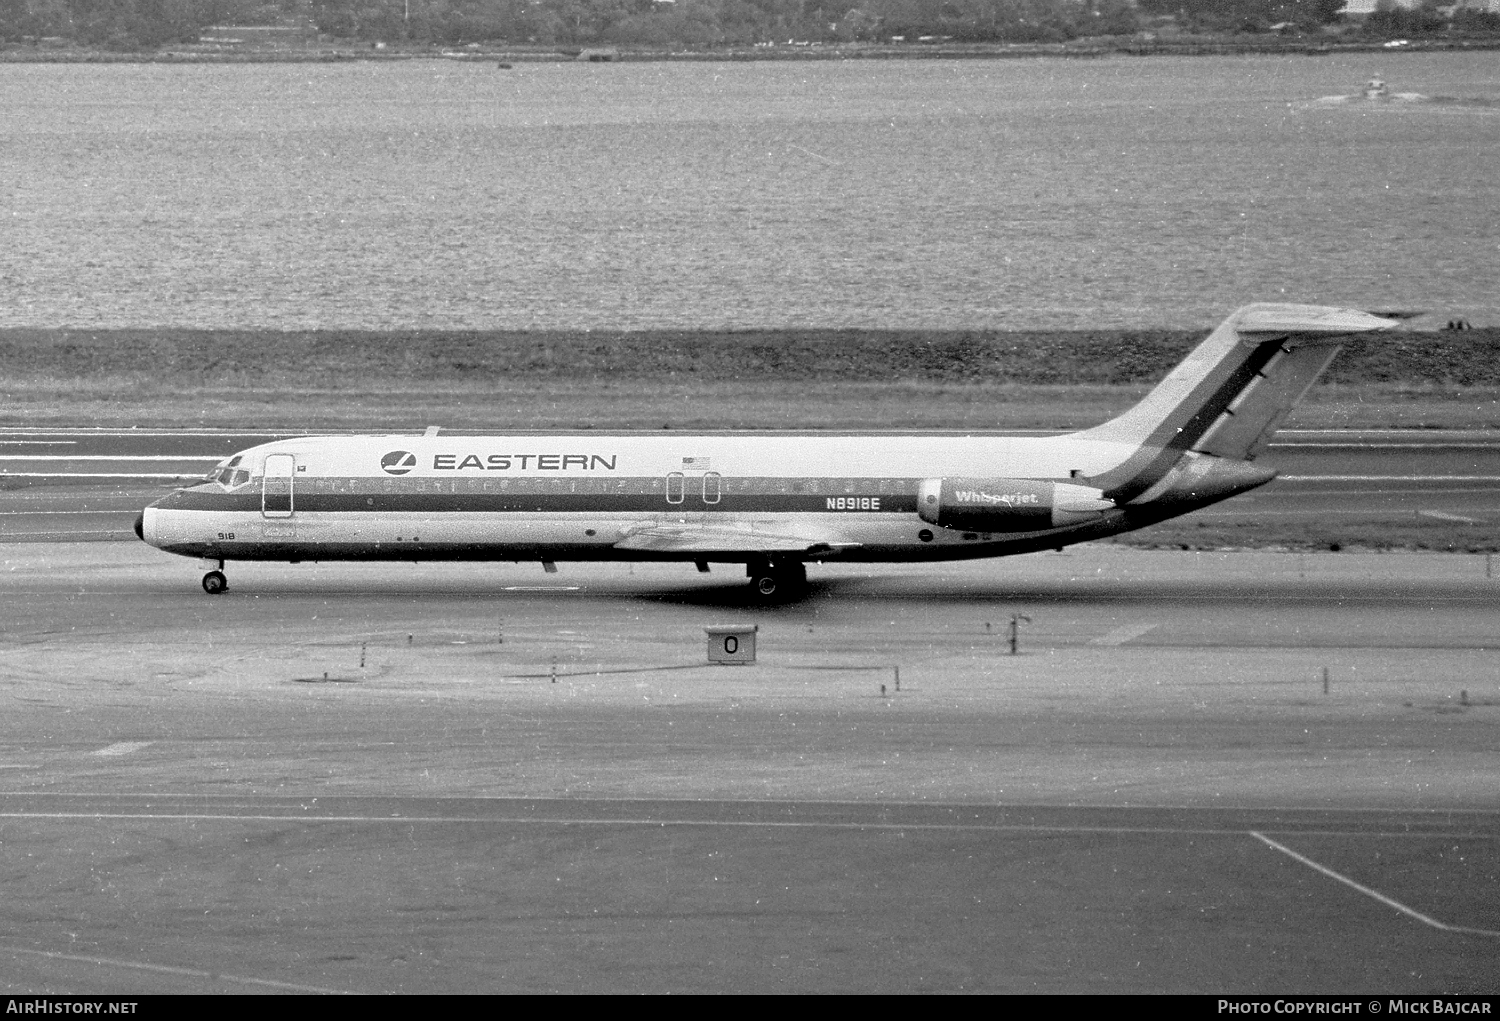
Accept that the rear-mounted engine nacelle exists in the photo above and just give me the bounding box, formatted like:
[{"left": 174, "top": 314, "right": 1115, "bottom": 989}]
[{"left": 917, "top": 477, "right": 1116, "bottom": 532}]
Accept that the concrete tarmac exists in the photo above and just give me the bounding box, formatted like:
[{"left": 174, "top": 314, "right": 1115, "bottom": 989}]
[{"left": 0, "top": 545, "right": 1497, "bottom": 993}]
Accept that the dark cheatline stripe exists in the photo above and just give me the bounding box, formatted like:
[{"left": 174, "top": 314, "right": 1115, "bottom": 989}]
[
  {"left": 1162, "top": 339, "right": 1287, "bottom": 454},
  {"left": 154, "top": 483, "right": 923, "bottom": 516},
  {"left": 1093, "top": 338, "right": 1285, "bottom": 504}
]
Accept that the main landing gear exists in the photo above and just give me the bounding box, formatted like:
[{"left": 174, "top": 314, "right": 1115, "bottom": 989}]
[
  {"left": 201, "top": 560, "right": 228, "bottom": 595},
  {"left": 747, "top": 560, "right": 807, "bottom": 603}
]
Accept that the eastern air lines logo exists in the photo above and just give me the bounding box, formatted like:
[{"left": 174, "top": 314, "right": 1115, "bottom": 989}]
[{"left": 381, "top": 451, "right": 417, "bottom": 476}]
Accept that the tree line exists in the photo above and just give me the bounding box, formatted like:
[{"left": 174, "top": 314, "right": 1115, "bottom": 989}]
[{"left": 3, "top": 0, "right": 1497, "bottom": 49}]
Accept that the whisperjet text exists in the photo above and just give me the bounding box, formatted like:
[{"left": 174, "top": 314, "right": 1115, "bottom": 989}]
[
  {"left": 432, "top": 453, "right": 618, "bottom": 471},
  {"left": 955, "top": 488, "right": 1040, "bottom": 507}
]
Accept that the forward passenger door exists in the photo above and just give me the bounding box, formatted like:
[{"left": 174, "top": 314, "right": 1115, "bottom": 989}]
[{"left": 262, "top": 453, "right": 296, "bottom": 519}]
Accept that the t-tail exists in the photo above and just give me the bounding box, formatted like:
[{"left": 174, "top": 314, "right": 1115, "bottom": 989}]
[{"left": 1076, "top": 303, "right": 1403, "bottom": 513}]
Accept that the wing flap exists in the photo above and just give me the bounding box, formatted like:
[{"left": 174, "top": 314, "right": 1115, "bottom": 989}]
[{"left": 614, "top": 522, "right": 859, "bottom": 556}]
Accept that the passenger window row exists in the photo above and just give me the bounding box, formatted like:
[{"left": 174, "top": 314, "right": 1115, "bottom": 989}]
[{"left": 290, "top": 476, "right": 917, "bottom": 496}]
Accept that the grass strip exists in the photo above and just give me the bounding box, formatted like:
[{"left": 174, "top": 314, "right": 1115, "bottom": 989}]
[{"left": 4, "top": 328, "right": 1499, "bottom": 431}]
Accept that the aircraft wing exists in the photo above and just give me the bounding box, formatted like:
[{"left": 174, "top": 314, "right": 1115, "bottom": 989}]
[{"left": 613, "top": 521, "right": 859, "bottom": 556}]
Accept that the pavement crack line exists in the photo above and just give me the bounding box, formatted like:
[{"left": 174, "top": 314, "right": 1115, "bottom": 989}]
[
  {"left": 1089, "top": 622, "right": 1159, "bottom": 646},
  {"left": 1250, "top": 831, "right": 1500, "bottom": 937}
]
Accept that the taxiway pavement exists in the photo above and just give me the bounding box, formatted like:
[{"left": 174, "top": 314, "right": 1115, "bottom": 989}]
[
  {"left": 0, "top": 546, "right": 1496, "bottom": 993},
  {"left": 4, "top": 428, "right": 1499, "bottom": 542}
]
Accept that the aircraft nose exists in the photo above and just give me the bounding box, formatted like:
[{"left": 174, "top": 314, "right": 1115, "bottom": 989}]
[{"left": 133, "top": 512, "right": 144, "bottom": 541}]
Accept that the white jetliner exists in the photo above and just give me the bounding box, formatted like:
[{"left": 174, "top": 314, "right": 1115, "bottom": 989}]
[{"left": 137, "top": 304, "right": 1400, "bottom": 599}]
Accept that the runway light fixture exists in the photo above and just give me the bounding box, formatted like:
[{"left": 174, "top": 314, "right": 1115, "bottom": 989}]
[{"left": 1009, "top": 614, "right": 1031, "bottom": 656}]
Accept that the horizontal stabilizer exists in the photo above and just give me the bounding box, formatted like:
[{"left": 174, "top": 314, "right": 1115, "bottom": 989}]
[{"left": 1234, "top": 304, "right": 1409, "bottom": 338}]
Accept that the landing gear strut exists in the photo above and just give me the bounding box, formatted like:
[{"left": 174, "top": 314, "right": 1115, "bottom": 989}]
[
  {"left": 201, "top": 560, "right": 228, "bottom": 595},
  {"left": 747, "top": 560, "right": 807, "bottom": 603}
]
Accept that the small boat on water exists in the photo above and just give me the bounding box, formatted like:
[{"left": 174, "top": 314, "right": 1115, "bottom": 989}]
[
  {"left": 1315, "top": 78, "right": 1429, "bottom": 104},
  {"left": 1307, "top": 79, "right": 1500, "bottom": 110}
]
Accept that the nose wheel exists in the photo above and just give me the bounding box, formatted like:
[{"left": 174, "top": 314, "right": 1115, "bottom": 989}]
[{"left": 202, "top": 570, "right": 228, "bottom": 595}]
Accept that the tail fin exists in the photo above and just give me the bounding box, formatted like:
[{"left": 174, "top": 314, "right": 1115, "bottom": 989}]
[
  {"left": 1079, "top": 303, "right": 1401, "bottom": 502},
  {"left": 1082, "top": 303, "right": 1400, "bottom": 457}
]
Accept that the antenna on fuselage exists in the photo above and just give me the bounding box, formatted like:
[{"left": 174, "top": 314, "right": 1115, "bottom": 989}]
[{"left": 424, "top": 425, "right": 441, "bottom": 437}]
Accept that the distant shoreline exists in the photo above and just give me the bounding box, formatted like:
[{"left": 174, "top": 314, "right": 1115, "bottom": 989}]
[{"left": 4, "top": 37, "right": 1500, "bottom": 64}]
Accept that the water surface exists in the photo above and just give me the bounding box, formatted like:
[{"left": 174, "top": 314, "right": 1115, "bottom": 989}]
[{"left": 2, "top": 53, "right": 1496, "bottom": 330}]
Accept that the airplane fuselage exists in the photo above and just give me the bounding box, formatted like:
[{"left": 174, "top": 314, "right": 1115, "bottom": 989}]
[
  {"left": 139, "top": 432, "right": 1267, "bottom": 566},
  {"left": 135, "top": 305, "right": 1404, "bottom": 596}
]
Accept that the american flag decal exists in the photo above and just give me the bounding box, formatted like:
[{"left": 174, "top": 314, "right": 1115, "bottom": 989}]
[{"left": 682, "top": 457, "right": 712, "bottom": 470}]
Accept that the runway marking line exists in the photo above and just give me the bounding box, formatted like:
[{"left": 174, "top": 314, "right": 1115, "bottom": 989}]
[
  {"left": 0, "top": 510, "right": 140, "bottom": 516},
  {"left": 3, "top": 811, "right": 1499, "bottom": 842},
  {"left": 1251, "top": 831, "right": 1500, "bottom": 938},
  {"left": 0, "top": 531, "right": 133, "bottom": 539},
  {"left": 1280, "top": 475, "right": 1500, "bottom": 482},
  {"left": 1418, "top": 509, "right": 1486, "bottom": 524},
  {"left": 0, "top": 946, "right": 351, "bottom": 995},
  {"left": 1273, "top": 443, "right": 1500, "bottom": 449},
  {"left": 0, "top": 472, "right": 193, "bottom": 479}
]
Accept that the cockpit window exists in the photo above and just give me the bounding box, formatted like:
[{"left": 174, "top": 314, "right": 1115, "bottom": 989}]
[{"left": 206, "top": 460, "right": 251, "bottom": 488}]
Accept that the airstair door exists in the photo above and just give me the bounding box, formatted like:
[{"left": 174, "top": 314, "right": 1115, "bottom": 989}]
[{"left": 262, "top": 453, "right": 295, "bottom": 519}]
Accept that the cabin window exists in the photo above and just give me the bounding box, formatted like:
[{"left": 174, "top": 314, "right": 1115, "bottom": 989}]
[
  {"left": 703, "top": 472, "right": 721, "bottom": 505},
  {"left": 666, "top": 472, "right": 685, "bottom": 504}
]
